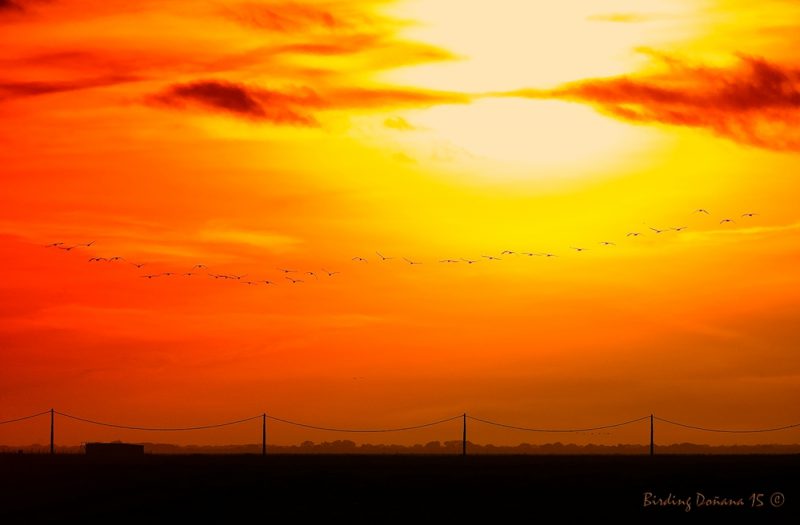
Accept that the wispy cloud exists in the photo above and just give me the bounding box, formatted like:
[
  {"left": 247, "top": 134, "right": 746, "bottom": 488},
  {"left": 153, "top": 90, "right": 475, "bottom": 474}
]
[
  {"left": 196, "top": 227, "right": 302, "bottom": 252},
  {"left": 384, "top": 116, "right": 415, "bottom": 131},
  {"left": 224, "top": 1, "right": 357, "bottom": 33},
  {"left": 680, "top": 221, "right": 800, "bottom": 244},
  {"left": 586, "top": 13, "right": 663, "bottom": 23},
  {"left": 504, "top": 52, "right": 800, "bottom": 151},
  {"left": 0, "top": 76, "right": 137, "bottom": 99}
]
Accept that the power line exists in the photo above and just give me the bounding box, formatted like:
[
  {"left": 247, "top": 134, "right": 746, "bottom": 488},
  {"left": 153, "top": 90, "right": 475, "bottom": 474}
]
[
  {"left": 0, "top": 410, "right": 50, "bottom": 425},
  {"left": 55, "top": 411, "right": 262, "bottom": 431},
  {"left": 655, "top": 416, "right": 800, "bottom": 434},
  {"left": 4, "top": 410, "right": 800, "bottom": 437},
  {"left": 467, "top": 415, "right": 651, "bottom": 433},
  {"left": 266, "top": 414, "right": 463, "bottom": 433}
]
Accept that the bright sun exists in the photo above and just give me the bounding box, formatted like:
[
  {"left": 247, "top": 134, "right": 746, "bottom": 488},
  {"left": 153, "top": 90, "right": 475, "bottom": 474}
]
[
  {"left": 376, "top": 0, "right": 695, "bottom": 173},
  {"left": 403, "top": 98, "right": 650, "bottom": 173}
]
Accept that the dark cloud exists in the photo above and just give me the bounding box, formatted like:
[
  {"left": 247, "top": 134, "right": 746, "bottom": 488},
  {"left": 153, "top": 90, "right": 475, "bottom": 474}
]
[
  {"left": 152, "top": 79, "right": 467, "bottom": 125},
  {"left": 0, "top": 0, "right": 50, "bottom": 14},
  {"left": 507, "top": 53, "right": 800, "bottom": 151},
  {"left": 151, "top": 80, "right": 319, "bottom": 125}
]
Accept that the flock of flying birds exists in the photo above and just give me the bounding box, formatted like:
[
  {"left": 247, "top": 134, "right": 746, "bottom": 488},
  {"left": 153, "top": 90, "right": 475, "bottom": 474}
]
[{"left": 44, "top": 209, "right": 759, "bottom": 287}]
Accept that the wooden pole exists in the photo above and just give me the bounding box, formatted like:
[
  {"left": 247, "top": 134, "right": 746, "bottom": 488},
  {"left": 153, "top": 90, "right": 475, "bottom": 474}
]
[
  {"left": 262, "top": 413, "right": 266, "bottom": 456},
  {"left": 650, "top": 414, "right": 654, "bottom": 457},
  {"left": 462, "top": 413, "right": 467, "bottom": 456},
  {"left": 50, "top": 408, "right": 54, "bottom": 455}
]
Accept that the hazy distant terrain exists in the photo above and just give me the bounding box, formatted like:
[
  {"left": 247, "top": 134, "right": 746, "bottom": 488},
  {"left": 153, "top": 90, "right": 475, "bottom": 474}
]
[{"left": 4, "top": 441, "right": 800, "bottom": 455}]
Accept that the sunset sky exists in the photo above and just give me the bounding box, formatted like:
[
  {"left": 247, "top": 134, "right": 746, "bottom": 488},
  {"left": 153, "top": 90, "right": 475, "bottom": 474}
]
[{"left": 2, "top": 0, "right": 800, "bottom": 447}]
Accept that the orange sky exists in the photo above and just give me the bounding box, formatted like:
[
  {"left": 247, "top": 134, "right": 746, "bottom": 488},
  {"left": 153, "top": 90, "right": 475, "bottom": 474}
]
[{"left": 2, "top": 0, "right": 800, "bottom": 447}]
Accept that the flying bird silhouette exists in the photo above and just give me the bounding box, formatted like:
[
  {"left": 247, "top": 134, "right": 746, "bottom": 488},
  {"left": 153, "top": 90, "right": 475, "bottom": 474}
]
[
  {"left": 461, "top": 258, "right": 478, "bottom": 264},
  {"left": 129, "top": 262, "right": 146, "bottom": 269},
  {"left": 286, "top": 277, "right": 304, "bottom": 284},
  {"left": 306, "top": 271, "right": 318, "bottom": 279},
  {"left": 500, "top": 250, "right": 515, "bottom": 255},
  {"left": 695, "top": 209, "right": 710, "bottom": 214},
  {"left": 720, "top": 218, "right": 735, "bottom": 224},
  {"left": 108, "top": 256, "right": 125, "bottom": 262},
  {"left": 376, "top": 252, "right": 393, "bottom": 261},
  {"left": 261, "top": 280, "right": 276, "bottom": 285},
  {"left": 161, "top": 272, "right": 176, "bottom": 277},
  {"left": 520, "top": 252, "right": 538, "bottom": 257},
  {"left": 599, "top": 242, "right": 615, "bottom": 246},
  {"left": 741, "top": 213, "right": 758, "bottom": 218},
  {"left": 542, "top": 253, "right": 557, "bottom": 258},
  {"left": 403, "top": 257, "right": 422, "bottom": 265},
  {"left": 141, "top": 274, "right": 159, "bottom": 279},
  {"left": 626, "top": 232, "right": 641, "bottom": 237},
  {"left": 45, "top": 242, "right": 64, "bottom": 248},
  {"left": 482, "top": 255, "right": 501, "bottom": 261},
  {"left": 352, "top": 257, "right": 367, "bottom": 263},
  {"left": 192, "top": 264, "right": 207, "bottom": 269},
  {"left": 649, "top": 227, "right": 667, "bottom": 234},
  {"left": 672, "top": 226, "right": 688, "bottom": 232},
  {"left": 88, "top": 257, "right": 107, "bottom": 262},
  {"left": 322, "top": 269, "right": 339, "bottom": 277},
  {"left": 279, "top": 268, "right": 298, "bottom": 274},
  {"left": 570, "top": 247, "right": 588, "bottom": 252},
  {"left": 79, "top": 241, "right": 95, "bottom": 247},
  {"left": 439, "top": 259, "right": 460, "bottom": 263}
]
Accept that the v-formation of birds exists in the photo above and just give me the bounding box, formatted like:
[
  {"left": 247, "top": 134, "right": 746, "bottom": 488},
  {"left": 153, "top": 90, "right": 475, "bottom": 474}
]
[{"left": 44, "top": 210, "right": 759, "bottom": 287}]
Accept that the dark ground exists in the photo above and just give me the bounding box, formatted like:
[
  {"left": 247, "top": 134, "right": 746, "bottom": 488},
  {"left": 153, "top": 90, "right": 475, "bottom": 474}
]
[{"left": 0, "top": 454, "right": 797, "bottom": 522}]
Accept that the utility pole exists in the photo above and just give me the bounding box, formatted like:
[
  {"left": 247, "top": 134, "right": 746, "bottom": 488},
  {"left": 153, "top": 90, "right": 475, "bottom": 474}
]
[
  {"left": 462, "top": 413, "right": 467, "bottom": 456},
  {"left": 262, "top": 413, "right": 267, "bottom": 456},
  {"left": 50, "top": 408, "right": 54, "bottom": 455},
  {"left": 650, "top": 414, "right": 654, "bottom": 457}
]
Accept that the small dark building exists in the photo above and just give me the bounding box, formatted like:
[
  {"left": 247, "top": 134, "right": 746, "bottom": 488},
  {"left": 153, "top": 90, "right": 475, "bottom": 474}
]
[{"left": 84, "top": 442, "right": 144, "bottom": 457}]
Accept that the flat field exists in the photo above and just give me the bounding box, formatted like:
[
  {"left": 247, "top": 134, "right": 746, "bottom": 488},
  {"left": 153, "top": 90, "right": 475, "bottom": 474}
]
[{"left": 0, "top": 454, "right": 797, "bottom": 522}]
